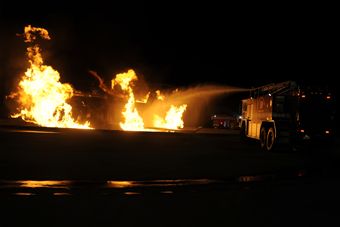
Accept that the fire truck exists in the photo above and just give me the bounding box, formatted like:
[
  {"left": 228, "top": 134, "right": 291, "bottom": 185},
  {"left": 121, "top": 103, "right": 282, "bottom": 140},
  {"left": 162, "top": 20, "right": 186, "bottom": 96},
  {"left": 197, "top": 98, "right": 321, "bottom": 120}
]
[
  {"left": 239, "top": 81, "right": 336, "bottom": 151},
  {"left": 211, "top": 114, "right": 238, "bottom": 129}
]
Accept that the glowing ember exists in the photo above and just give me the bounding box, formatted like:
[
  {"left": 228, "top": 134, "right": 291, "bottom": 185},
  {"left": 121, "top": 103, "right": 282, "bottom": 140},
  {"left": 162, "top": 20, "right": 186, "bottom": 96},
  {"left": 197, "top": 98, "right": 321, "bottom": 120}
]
[
  {"left": 10, "top": 25, "right": 91, "bottom": 129},
  {"left": 111, "top": 70, "right": 145, "bottom": 131},
  {"left": 153, "top": 104, "right": 187, "bottom": 129}
]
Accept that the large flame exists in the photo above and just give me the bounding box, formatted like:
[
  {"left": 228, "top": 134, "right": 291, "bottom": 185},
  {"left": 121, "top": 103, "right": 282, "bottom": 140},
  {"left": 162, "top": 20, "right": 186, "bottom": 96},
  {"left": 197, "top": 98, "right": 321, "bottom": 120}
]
[
  {"left": 10, "top": 25, "right": 90, "bottom": 129},
  {"left": 109, "top": 69, "right": 187, "bottom": 131},
  {"left": 111, "top": 70, "right": 144, "bottom": 131},
  {"left": 153, "top": 104, "right": 187, "bottom": 129}
]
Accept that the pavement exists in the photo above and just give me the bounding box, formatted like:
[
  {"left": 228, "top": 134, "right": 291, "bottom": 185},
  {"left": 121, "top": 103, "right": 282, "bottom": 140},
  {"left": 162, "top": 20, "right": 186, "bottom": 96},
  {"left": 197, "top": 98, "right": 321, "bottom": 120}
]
[
  {"left": 0, "top": 124, "right": 310, "bottom": 181},
  {"left": 1, "top": 123, "right": 339, "bottom": 227}
]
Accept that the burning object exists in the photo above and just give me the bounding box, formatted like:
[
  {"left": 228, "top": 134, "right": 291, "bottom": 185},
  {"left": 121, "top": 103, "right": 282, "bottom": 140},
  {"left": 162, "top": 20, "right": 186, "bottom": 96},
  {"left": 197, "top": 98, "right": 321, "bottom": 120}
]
[
  {"left": 9, "top": 25, "right": 91, "bottom": 129},
  {"left": 94, "top": 69, "right": 188, "bottom": 131},
  {"left": 9, "top": 25, "right": 187, "bottom": 131},
  {"left": 8, "top": 25, "right": 244, "bottom": 132}
]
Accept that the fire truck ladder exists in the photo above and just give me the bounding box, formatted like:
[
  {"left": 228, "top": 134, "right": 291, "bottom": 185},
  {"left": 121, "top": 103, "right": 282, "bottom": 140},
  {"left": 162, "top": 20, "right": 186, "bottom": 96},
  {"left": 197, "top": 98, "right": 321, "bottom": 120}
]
[{"left": 251, "top": 81, "right": 297, "bottom": 97}]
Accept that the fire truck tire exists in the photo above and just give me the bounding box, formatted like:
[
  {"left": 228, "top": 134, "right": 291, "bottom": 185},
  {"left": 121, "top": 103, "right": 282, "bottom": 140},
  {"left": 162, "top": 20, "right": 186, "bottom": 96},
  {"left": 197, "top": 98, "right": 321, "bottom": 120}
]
[
  {"left": 260, "top": 127, "right": 267, "bottom": 150},
  {"left": 266, "top": 127, "right": 275, "bottom": 151}
]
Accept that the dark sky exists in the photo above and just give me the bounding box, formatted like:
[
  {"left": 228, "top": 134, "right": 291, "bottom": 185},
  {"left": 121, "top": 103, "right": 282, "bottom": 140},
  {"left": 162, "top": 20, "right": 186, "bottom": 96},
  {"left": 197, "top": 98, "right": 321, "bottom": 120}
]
[{"left": 0, "top": 2, "right": 338, "bottom": 105}]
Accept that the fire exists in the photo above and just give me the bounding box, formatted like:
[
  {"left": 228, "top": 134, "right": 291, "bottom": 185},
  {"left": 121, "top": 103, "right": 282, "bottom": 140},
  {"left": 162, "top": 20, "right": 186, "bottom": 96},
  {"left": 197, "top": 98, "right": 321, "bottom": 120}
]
[
  {"left": 111, "top": 70, "right": 145, "bottom": 131},
  {"left": 10, "top": 25, "right": 91, "bottom": 129},
  {"left": 153, "top": 104, "right": 187, "bottom": 129},
  {"left": 9, "top": 25, "right": 187, "bottom": 131},
  {"left": 136, "top": 92, "right": 150, "bottom": 104},
  {"left": 109, "top": 69, "right": 188, "bottom": 131},
  {"left": 152, "top": 89, "right": 187, "bottom": 130},
  {"left": 155, "top": 90, "right": 165, "bottom": 101}
]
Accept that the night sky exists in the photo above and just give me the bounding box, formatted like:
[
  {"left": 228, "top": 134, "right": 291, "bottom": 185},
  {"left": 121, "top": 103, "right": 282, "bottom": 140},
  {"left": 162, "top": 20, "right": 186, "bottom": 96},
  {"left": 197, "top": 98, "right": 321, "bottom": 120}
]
[{"left": 0, "top": 2, "right": 337, "bottom": 119}]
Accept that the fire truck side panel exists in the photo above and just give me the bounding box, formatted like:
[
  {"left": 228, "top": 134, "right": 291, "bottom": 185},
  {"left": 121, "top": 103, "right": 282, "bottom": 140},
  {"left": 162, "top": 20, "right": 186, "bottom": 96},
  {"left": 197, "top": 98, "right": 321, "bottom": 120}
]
[{"left": 242, "top": 95, "right": 273, "bottom": 140}]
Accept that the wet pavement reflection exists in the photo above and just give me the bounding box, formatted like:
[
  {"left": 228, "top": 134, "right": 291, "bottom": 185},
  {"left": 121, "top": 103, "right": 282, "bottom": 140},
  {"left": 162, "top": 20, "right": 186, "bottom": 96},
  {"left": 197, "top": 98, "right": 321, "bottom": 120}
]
[{"left": 0, "top": 171, "right": 306, "bottom": 196}]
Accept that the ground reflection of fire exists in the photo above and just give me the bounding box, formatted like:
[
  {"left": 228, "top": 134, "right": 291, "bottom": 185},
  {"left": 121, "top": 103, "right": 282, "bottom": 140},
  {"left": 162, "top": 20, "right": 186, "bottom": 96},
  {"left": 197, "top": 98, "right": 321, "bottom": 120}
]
[{"left": 9, "top": 25, "right": 187, "bottom": 131}]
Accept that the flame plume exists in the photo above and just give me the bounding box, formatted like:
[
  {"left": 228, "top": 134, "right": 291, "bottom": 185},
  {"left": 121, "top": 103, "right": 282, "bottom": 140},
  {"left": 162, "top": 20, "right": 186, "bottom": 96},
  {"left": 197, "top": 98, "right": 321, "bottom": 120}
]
[
  {"left": 10, "top": 25, "right": 91, "bottom": 129},
  {"left": 153, "top": 104, "right": 187, "bottom": 129},
  {"left": 111, "top": 70, "right": 145, "bottom": 131},
  {"left": 108, "top": 69, "right": 188, "bottom": 131}
]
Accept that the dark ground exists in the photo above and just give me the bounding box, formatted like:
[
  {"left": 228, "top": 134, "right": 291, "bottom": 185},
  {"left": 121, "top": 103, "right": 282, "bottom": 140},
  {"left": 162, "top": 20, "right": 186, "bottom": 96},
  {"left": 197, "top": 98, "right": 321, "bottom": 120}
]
[{"left": 0, "top": 124, "right": 340, "bottom": 226}]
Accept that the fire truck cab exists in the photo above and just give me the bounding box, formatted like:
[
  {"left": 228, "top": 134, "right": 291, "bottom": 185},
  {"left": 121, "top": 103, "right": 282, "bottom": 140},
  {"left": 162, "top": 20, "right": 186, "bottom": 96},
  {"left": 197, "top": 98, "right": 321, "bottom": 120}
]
[{"left": 239, "top": 81, "right": 336, "bottom": 151}]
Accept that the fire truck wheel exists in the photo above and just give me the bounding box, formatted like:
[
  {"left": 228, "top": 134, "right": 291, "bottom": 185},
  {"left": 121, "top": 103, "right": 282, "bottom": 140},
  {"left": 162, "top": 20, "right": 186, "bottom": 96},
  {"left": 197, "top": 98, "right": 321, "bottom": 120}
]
[
  {"left": 266, "top": 127, "right": 275, "bottom": 151},
  {"left": 260, "top": 127, "right": 267, "bottom": 150}
]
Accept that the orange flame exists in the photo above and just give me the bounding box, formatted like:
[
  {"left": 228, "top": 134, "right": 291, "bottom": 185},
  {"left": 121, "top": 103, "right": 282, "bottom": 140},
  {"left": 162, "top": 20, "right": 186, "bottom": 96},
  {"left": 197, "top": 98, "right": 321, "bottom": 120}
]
[
  {"left": 153, "top": 104, "right": 187, "bottom": 129},
  {"left": 110, "top": 69, "right": 187, "bottom": 131},
  {"left": 155, "top": 90, "right": 165, "bottom": 101},
  {"left": 10, "top": 25, "right": 91, "bottom": 129},
  {"left": 136, "top": 92, "right": 150, "bottom": 104},
  {"left": 111, "top": 69, "right": 145, "bottom": 131}
]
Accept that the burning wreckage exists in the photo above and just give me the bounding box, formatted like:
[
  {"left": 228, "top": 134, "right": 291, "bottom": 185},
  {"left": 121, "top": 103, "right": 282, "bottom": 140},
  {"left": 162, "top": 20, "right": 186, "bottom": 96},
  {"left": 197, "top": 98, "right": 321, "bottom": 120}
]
[
  {"left": 8, "top": 25, "right": 188, "bottom": 131},
  {"left": 8, "top": 25, "right": 248, "bottom": 132}
]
